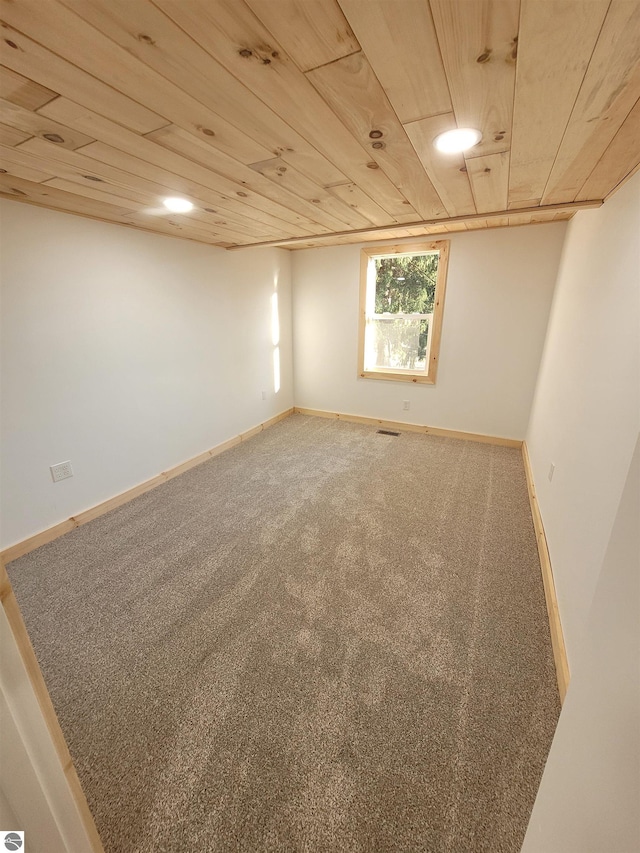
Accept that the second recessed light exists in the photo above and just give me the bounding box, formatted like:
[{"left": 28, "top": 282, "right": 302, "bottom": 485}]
[
  {"left": 163, "top": 197, "right": 194, "bottom": 213},
  {"left": 434, "top": 128, "right": 482, "bottom": 154}
]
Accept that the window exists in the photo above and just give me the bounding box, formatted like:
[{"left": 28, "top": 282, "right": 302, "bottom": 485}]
[{"left": 358, "top": 241, "right": 450, "bottom": 384}]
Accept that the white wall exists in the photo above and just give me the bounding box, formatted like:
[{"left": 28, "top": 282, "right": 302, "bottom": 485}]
[
  {"left": 525, "top": 173, "right": 640, "bottom": 661},
  {"left": 521, "top": 434, "right": 640, "bottom": 853},
  {"left": 0, "top": 201, "right": 293, "bottom": 549},
  {"left": 292, "top": 223, "right": 566, "bottom": 440}
]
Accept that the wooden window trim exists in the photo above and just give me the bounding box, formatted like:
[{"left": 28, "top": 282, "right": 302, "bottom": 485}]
[{"left": 358, "top": 240, "right": 450, "bottom": 385}]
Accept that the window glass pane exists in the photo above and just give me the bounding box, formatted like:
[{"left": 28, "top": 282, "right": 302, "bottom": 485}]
[
  {"left": 365, "top": 316, "right": 431, "bottom": 371},
  {"left": 373, "top": 254, "right": 438, "bottom": 314}
]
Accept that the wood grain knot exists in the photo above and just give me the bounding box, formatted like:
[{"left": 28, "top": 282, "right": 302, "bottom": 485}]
[
  {"left": 43, "top": 133, "right": 64, "bottom": 143},
  {"left": 476, "top": 49, "right": 491, "bottom": 63},
  {"left": 137, "top": 33, "right": 155, "bottom": 45},
  {"left": 239, "top": 48, "right": 253, "bottom": 58}
]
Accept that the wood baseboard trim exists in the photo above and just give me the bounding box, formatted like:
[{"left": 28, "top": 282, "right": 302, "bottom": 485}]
[
  {"left": 521, "top": 441, "right": 570, "bottom": 704},
  {"left": 1, "top": 408, "right": 294, "bottom": 564},
  {"left": 293, "top": 407, "right": 523, "bottom": 448},
  {"left": 1, "top": 558, "right": 105, "bottom": 852}
]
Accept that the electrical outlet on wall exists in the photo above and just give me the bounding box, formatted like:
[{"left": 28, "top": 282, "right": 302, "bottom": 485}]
[
  {"left": 402, "top": 400, "right": 410, "bottom": 411},
  {"left": 261, "top": 390, "right": 267, "bottom": 400},
  {"left": 50, "top": 461, "right": 73, "bottom": 482},
  {"left": 548, "top": 463, "right": 555, "bottom": 482}
]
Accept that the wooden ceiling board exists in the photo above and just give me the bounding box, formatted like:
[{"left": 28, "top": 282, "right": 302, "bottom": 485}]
[
  {"left": 3, "top": 0, "right": 290, "bottom": 167},
  {"left": 0, "top": 121, "right": 31, "bottom": 147},
  {"left": 484, "top": 215, "right": 509, "bottom": 228},
  {"left": 541, "top": 0, "right": 640, "bottom": 204},
  {"left": 305, "top": 51, "right": 447, "bottom": 220},
  {"left": 466, "top": 151, "right": 510, "bottom": 213},
  {"left": 0, "top": 97, "right": 95, "bottom": 150},
  {"left": 141, "top": 123, "right": 340, "bottom": 234},
  {"left": 1, "top": 0, "right": 637, "bottom": 249},
  {"left": 154, "top": 0, "right": 416, "bottom": 217},
  {"left": 0, "top": 173, "right": 132, "bottom": 220},
  {"left": 245, "top": 0, "right": 360, "bottom": 72},
  {"left": 52, "top": 0, "right": 348, "bottom": 188},
  {"left": 429, "top": 0, "right": 520, "bottom": 159},
  {"left": 326, "top": 181, "right": 403, "bottom": 227},
  {"left": 56, "top": 0, "right": 348, "bottom": 186},
  {"left": 509, "top": 0, "right": 609, "bottom": 207},
  {"left": 3, "top": 174, "right": 231, "bottom": 245},
  {"left": 19, "top": 139, "right": 290, "bottom": 239},
  {"left": 0, "top": 144, "right": 58, "bottom": 182},
  {"left": 119, "top": 213, "right": 230, "bottom": 244},
  {"left": 9, "top": 137, "right": 289, "bottom": 241},
  {"left": 0, "top": 19, "right": 167, "bottom": 134},
  {"left": 247, "top": 156, "right": 373, "bottom": 230},
  {"left": 575, "top": 97, "right": 640, "bottom": 201},
  {"left": 441, "top": 221, "right": 469, "bottom": 232},
  {"left": 77, "top": 141, "right": 321, "bottom": 238},
  {"left": 0, "top": 66, "right": 57, "bottom": 112},
  {"left": 404, "top": 112, "right": 477, "bottom": 217},
  {"left": 44, "top": 176, "right": 163, "bottom": 214},
  {"left": 338, "top": 0, "right": 452, "bottom": 123},
  {"left": 39, "top": 176, "right": 261, "bottom": 246},
  {"left": 2, "top": 136, "right": 187, "bottom": 212},
  {"left": 37, "top": 97, "right": 338, "bottom": 233},
  {"left": 84, "top": 144, "right": 311, "bottom": 236}
]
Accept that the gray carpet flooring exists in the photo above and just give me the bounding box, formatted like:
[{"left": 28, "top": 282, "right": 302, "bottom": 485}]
[{"left": 7, "top": 414, "right": 560, "bottom": 853}]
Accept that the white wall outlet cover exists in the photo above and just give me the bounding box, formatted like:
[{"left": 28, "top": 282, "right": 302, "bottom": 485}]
[
  {"left": 402, "top": 401, "right": 410, "bottom": 410},
  {"left": 50, "top": 461, "right": 73, "bottom": 482},
  {"left": 548, "top": 462, "right": 556, "bottom": 482}
]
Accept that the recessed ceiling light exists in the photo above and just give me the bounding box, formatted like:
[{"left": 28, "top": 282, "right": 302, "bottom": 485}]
[
  {"left": 163, "top": 197, "right": 194, "bottom": 213},
  {"left": 434, "top": 128, "right": 482, "bottom": 154}
]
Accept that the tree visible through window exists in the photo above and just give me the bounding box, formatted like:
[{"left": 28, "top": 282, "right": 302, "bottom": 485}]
[{"left": 358, "top": 241, "right": 450, "bottom": 384}]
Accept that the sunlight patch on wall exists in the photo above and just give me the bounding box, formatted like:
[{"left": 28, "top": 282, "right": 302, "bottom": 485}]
[
  {"left": 271, "top": 292, "right": 280, "bottom": 347},
  {"left": 272, "top": 290, "right": 280, "bottom": 393},
  {"left": 273, "top": 347, "right": 281, "bottom": 394}
]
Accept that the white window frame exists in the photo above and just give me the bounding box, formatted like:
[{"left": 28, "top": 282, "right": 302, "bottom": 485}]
[{"left": 357, "top": 240, "right": 450, "bottom": 385}]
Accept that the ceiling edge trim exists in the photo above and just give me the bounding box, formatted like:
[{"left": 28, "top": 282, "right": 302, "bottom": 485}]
[{"left": 227, "top": 200, "right": 603, "bottom": 250}]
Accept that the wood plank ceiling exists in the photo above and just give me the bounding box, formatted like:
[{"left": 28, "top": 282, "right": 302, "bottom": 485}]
[{"left": 0, "top": 0, "right": 638, "bottom": 250}]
